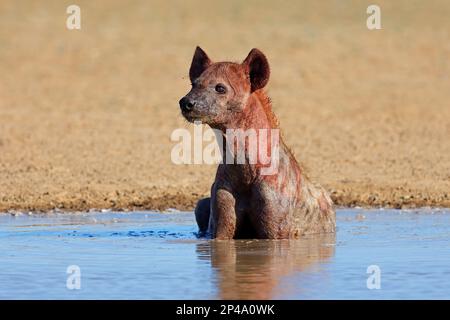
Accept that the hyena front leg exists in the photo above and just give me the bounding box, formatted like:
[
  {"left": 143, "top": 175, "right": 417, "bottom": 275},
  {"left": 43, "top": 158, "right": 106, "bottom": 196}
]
[
  {"left": 250, "top": 184, "right": 293, "bottom": 239},
  {"left": 195, "top": 197, "right": 211, "bottom": 235},
  {"left": 210, "top": 187, "right": 237, "bottom": 239}
]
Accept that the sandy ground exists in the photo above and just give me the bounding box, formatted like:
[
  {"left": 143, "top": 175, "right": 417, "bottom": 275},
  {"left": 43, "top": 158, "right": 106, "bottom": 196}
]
[{"left": 0, "top": 0, "right": 449, "bottom": 212}]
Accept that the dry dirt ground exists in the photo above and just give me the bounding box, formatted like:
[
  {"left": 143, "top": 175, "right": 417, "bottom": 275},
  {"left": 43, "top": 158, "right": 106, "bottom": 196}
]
[{"left": 0, "top": 0, "right": 449, "bottom": 212}]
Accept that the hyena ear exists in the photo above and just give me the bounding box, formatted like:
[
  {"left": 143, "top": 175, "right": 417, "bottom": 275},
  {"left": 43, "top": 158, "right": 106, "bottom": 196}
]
[
  {"left": 242, "top": 48, "right": 270, "bottom": 92},
  {"left": 189, "top": 46, "right": 212, "bottom": 82}
]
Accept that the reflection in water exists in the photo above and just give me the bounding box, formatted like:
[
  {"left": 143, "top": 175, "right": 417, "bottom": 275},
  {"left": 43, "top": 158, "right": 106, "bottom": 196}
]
[{"left": 196, "top": 234, "right": 335, "bottom": 299}]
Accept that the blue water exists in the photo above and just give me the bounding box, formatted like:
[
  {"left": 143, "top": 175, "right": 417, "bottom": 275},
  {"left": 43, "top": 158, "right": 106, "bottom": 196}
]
[{"left": 0, "top": 209, "right": 449, "bottom": 299}]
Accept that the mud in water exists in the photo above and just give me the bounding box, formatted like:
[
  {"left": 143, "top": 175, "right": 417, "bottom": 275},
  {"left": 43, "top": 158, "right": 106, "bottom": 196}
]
[{"left": 0, "top": 209, "right": 449, "bottom": 299}]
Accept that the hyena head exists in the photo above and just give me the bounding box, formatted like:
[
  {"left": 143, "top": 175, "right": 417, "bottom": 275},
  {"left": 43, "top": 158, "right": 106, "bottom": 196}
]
[{"left": 179, "top": 47, "right": 270, "bottom": 128}]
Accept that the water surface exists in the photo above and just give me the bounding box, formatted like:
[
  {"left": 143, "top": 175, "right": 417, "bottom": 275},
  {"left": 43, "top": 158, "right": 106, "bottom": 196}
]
[{"left": 0, "top": 209, "right": 449, "bottom": 299}]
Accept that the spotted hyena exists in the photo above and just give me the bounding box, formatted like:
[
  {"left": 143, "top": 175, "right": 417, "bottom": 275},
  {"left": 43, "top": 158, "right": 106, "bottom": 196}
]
[{"left": 179, "top": 47, "right": 335, "bottom": 239}]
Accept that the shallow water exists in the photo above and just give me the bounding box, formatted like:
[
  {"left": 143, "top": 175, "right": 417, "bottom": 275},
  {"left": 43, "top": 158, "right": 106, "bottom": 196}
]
[{"left": 0, "top": 209, "right": 449, "bottom": 299}]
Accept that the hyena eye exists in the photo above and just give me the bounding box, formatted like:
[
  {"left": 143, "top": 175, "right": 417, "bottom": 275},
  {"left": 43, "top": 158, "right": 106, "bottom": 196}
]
[{"left": 215, "top": 83, "right": 227, "bottom": 94}]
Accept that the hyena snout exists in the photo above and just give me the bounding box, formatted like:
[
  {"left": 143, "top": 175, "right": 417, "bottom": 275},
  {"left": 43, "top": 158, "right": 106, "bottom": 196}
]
[{"left": 179, "top": 96, "right": 196, "bottom": 113}]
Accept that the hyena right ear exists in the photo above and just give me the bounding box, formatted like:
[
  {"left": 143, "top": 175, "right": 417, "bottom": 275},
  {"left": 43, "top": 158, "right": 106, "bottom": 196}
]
[
  {"left": 189, "top": 46, "right": 212, "bottom": 82},
  {"left": 242, "top": 48, "right": 270, "bottom": 92}
]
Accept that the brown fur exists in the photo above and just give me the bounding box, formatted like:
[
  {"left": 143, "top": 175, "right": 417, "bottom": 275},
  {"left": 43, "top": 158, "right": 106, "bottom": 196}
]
[{"left": 180, "top": 47, "right": 335, "bottom": 239}]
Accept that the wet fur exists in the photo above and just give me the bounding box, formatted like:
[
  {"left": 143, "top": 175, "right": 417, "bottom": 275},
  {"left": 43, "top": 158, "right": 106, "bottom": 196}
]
[{"left": 182, "top": 47, "right": 335, "bottom": 239}]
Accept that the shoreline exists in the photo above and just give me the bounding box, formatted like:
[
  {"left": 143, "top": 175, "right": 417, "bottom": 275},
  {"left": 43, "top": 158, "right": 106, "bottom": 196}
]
[
  {"left": 3, "top": 204, "right": 449, "bottom": 215},
  {"left": 1, "top": 190, "right": 449, "bottom": 214}
]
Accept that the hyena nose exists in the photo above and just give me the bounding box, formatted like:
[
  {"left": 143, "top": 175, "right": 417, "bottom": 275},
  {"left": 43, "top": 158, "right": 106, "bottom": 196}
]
[{"left": 179, "top": 97, "right": 195, "bottom": 112}]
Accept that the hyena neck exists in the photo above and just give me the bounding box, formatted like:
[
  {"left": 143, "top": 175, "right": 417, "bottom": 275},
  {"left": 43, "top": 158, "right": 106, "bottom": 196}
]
[
  {"left": 214, "top": 90, "right": 279, "bottom": 132},
  {"left": 216, "top": 90, "right": 285, "bottom": 182},
  {"left": 239, "top": 90, "right": 279, "bottom": 131}
]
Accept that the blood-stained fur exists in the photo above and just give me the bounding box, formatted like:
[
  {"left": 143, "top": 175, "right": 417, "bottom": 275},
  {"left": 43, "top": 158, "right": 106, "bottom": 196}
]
[{"left": 180, "top": 47, "right": 335, "bottom": 239}]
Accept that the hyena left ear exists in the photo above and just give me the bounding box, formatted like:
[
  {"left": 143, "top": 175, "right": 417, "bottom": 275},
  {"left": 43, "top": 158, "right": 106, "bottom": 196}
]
[
  {"left": 242, "top": 48, "right": 270, "bottom": 92},
  {"left": 189, "top": 46, "right": 212, "bottom": 83}
]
